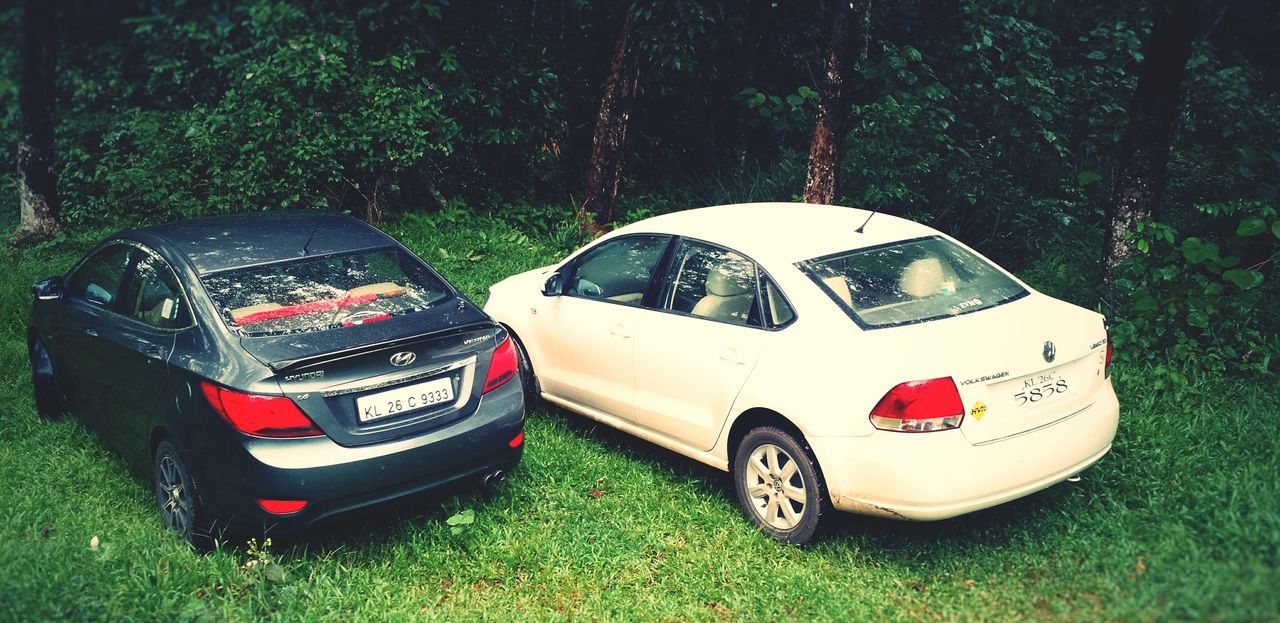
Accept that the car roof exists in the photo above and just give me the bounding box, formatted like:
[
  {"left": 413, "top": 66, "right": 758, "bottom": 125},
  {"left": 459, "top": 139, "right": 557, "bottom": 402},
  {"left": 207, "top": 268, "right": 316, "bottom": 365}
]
[
  {"left": 124, "top": 210, "right": 393, "bottom": 274},
  {"left": 610, "top": 203, "right": 940, "bottom": 265}
]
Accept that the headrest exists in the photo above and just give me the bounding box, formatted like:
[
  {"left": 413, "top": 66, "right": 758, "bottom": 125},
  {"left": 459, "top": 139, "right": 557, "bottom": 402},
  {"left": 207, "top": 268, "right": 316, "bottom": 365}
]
[
  {"left": 348, "top": 282, "right": 407, "bottom": 298},
  {"left": 900, "top": 257, "right": 955, "bottom": 298},
  {"left": 706, "top": 264, "right": 752, "bottom": 297}
]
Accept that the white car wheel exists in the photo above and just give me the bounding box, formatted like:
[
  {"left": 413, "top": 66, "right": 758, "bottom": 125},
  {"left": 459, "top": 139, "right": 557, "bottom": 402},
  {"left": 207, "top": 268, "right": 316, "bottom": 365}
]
[{"left": 733, "top": 426, "right": 828, "bottom": 544}]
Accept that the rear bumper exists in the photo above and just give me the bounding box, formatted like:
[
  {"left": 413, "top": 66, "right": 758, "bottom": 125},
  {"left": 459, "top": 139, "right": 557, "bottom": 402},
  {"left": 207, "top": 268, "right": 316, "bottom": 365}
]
[
  {"left": 809, "top": 383, "right": 1119, "bottom": 521},
  {"left": 188, "top": 378, "right": 525, "bottom": 534}
]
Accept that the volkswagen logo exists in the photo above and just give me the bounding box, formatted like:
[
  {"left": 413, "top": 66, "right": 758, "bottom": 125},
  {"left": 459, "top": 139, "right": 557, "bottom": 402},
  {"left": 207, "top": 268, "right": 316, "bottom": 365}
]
[
  {"left": 389, "top": 351, "right": 416, "bottom": 367},
  {"left": 1042, "top": 341, "right": 1056, "bottom": 363}
]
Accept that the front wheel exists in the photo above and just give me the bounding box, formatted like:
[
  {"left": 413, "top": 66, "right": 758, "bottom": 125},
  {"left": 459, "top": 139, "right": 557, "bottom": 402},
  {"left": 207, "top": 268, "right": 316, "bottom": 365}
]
[
  {"left": 732, "top": 426, "right": 830, "bottom": 545},
  {"left": 28, "top": 337, "right": 62, "bottom": 419},
  {"left": 154, "top": 441, "right": 212, "bottom": 550}
]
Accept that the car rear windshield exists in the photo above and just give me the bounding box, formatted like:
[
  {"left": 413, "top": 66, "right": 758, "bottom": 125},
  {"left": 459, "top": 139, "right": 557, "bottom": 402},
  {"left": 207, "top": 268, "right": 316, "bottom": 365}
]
[
  {"left": 800, "top": 236, "right": 1027, "bottom": 328},
  {"left": 200, "top": 247, "right": 452, "bottom": 336}
]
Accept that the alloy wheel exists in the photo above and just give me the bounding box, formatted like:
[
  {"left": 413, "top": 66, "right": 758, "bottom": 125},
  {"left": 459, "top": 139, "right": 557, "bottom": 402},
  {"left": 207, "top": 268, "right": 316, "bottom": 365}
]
[{"left": 743, "top": 443, "right": 807, "bottom": 530}]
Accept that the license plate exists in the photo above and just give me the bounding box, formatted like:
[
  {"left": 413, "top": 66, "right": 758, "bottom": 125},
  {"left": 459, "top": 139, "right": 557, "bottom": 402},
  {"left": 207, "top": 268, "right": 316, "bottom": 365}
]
[
  {"left": 357, "top": 377, "right": 454, "bottom": 423},
  {"left": 1010, "top": 370, "right": 1070, "bottom": 407}
]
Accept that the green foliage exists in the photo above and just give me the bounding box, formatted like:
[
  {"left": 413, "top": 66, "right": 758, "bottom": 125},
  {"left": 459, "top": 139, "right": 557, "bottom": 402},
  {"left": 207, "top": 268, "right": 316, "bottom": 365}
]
[
  {"left": 1112, "top": 202, "right": 1279, "bottom": 385},
  {"left": 0, "top": 217, "right": 1278, "bottom": 621}
]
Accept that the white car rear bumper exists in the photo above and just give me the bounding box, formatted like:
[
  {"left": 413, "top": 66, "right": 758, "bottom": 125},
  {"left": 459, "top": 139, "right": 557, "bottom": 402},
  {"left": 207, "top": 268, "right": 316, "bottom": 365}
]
[{"left": 809, "top": 385, "right": 1119, "bottom": 521}]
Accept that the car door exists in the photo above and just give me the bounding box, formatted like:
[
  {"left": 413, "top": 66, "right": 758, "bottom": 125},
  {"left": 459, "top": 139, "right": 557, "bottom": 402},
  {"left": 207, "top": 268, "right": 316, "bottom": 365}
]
[
  {"left": 46, "top": 243, "right": 138, "bottom": 431},
  {"left": 535, "top": 234, "right": 672, "bottom": 421},
  {"left": 99, "top": 250, "right": 190, "bottom": 460},
  {"left": 631, "top": 239, "right": 776, "bottom": 451}
]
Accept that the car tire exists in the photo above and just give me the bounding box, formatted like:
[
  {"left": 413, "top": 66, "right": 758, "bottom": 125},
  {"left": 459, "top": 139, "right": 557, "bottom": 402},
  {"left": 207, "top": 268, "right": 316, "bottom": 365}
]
[
  {"left": 28, "top": 336, "right": 62, "bottom": 419},
  {"left": 153, "top": 440, "right": 213, "bottom": 550},
  {"left": 510, "top": 333, "right": 540, "bottom": 407},
  {"left": 732, "top": 426, "right": 830, "bottom": 545}
]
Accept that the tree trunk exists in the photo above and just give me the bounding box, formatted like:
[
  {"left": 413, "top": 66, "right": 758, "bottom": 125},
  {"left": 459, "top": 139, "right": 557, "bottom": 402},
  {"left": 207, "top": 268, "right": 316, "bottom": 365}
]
[
  {"left": 1103, "top": 0, "right": 1196, "bottom": 285},
  {"left": 578, "top": 11, "right": 639, "bottom": 237},
  {"left": 802, "top": 0, "right": 871, "bottom": 206},
  {"left": 16, "top": 0, "right": 61, "bottom": 240}
]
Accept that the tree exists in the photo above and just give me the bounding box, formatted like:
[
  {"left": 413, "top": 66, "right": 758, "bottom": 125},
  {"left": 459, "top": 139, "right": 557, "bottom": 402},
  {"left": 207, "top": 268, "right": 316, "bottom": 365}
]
[
  {"left": 802, "top": 0, "right": 872, "bottom": 205},
  {"left": 578, "top": 10, "right": 640, "bottom": 236},
  {"left": 15, "top": 0, "right": 62, "bottom": 240},
  {"left": 1102, "top": 0, "right": 1197, "bottom": 285}
]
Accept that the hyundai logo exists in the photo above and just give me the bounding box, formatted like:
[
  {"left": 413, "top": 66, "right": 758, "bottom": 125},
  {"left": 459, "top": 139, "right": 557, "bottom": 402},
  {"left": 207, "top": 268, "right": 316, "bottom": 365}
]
[
  {"left": 389, "top": 351, "right": 417, "bottom": 367},
  {"left": 1043, "top": 341, "right": 1056, "bottom": 363}
]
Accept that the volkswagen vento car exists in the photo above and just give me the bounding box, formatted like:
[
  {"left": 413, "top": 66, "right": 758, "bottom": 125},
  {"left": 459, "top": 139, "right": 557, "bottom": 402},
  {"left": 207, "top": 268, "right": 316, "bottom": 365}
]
[
  {"left": 28, "top": 211, "right": 525, "bottom": 546},
  {"left": 485, "top": 203, "right": 1118, "bottom": 544}
]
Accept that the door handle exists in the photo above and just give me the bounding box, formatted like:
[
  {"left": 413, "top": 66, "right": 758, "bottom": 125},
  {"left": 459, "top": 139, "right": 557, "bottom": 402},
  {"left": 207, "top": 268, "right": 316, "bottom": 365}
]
[
  {"left": 84, "top": 328, "right": 99, "bottom": 338},
  {"left": 609, "top": 323, "right": 631, "bottom": 339},
  {"left": 719, "top": 348, "right": 746, "bottom": 365}
]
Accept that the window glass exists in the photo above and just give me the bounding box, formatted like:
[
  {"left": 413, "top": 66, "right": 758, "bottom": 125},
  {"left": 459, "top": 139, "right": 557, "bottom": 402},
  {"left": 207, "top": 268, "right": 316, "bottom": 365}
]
[
  {"left": 760, "top": 274, "right": 795, "bottom": 327},
  {"left": 661, "top": 240, "right": 760, "bottom": 326},
  {"left": 126, "top": 255, "right": 190, "bottom": 329},
  {"left": 67, "top": 244, "right": 134, "bottom": 308},
  {"left": 567, "top": 236, "right": 669, "bottom": 306},
  {"left": 200, "top": 247, "right": 452, "bottom": 336},
  {"left": 801, "top": 236, "right": 1027, "bottom": 328}
]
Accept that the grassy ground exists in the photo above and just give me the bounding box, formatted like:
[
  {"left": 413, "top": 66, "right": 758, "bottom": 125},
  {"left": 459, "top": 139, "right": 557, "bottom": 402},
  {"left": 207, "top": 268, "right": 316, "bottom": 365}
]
[{"left": 0, "top": 212, "right": 1276, "bottom": 622}]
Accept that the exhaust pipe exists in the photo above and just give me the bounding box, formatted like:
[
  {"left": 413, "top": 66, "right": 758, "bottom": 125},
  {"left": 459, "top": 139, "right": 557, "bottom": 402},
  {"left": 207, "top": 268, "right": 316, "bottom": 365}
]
[{"left": 480, "top": 469, "right": 506, "bottom": 488}]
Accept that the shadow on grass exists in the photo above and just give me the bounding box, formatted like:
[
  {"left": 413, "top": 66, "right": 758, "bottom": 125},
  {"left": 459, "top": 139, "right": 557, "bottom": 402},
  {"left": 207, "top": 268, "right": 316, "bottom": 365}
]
[{"left": 532, "top": 398, "right": 1100, "bottom": 560}]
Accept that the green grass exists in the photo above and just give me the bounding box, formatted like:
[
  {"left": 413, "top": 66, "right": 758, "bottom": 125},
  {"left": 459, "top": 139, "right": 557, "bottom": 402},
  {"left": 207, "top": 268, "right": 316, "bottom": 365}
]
[{"left": 0, "top": 212, "right": 1276, "bottom": 622}]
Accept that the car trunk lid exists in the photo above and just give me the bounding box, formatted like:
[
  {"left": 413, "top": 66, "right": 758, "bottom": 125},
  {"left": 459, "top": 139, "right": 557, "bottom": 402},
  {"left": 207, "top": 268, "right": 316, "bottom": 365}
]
[
  {"left": 238, "top": 302, "right": 508, "bottom": 447},
  {"left": 865, "top": 293, "right": 1107, "bottom": 444}
]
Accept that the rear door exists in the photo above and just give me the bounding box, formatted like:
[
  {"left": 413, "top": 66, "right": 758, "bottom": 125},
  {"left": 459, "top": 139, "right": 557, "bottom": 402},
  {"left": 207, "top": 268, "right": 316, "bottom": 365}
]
[
  {"left": 534, "top": 235, "right": 672, "bottom": 421},
  {"left": 632, "top": 239, "right": 769, "bottom": 451},
  {"left": 96, "top": 250, "right": 190, "bottom": 459}
]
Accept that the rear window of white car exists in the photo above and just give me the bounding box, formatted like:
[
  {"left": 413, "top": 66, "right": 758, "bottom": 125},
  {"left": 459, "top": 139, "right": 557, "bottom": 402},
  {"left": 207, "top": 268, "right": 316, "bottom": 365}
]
[
  {"left": 200, "top": 247, "right": 452, "bottom": 336},
  {"left": 799, "top": 236, "right": 1027, "bottom": 328}
]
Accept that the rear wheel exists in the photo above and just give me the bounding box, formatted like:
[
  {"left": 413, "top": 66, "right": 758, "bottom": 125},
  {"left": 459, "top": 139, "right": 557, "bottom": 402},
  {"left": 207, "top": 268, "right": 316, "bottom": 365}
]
[
  {"left": 27, "top": 337, "right": 62, "bottom": 419},
  {"left": 154, "top": 441, "right": 212, "bottom": 550},
  {"left": 732, "top": 426, "right": 829, "bottom": 545}
]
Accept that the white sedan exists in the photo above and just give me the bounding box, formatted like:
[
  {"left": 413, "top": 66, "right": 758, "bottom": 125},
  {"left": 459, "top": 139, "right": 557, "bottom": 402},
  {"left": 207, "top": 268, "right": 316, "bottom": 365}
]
[{"left": 485, "top": 203, "right": 1118, "bottom": 543}]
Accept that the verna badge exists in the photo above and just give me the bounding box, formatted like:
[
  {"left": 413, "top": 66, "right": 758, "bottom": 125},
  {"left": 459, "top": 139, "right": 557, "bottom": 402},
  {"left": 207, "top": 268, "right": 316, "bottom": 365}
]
[
  {"left": 389, "top": 351, "right": 416, "bottom": 367},
  {"left": 1042, "top": 341, "right": 1056, "bottom": 363}
]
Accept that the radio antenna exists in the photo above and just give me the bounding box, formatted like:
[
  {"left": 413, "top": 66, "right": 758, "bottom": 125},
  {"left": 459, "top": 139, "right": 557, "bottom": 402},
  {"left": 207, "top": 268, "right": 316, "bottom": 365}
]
[
  {"left": 854, "top": 204, "right": 882, "bottom": 234},
  {"left": 301, "top": 210, "right": 335, "bottom": 257}
]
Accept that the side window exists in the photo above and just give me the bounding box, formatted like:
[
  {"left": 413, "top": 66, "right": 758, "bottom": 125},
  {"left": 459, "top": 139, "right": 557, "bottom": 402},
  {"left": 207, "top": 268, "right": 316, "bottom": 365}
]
[
  {"left": 661, "top": 240, "right": 760, "bottom": 327},
  {"left": 760, "top": 274, "right": 796, "bottom": 327},
  {"left": 67, "top": 244, "right": 134, "bottom": 308},
  {"left": 567, "top": 236, "right": 669, "bottom": 306},
  {"left": 125, "top": 254, "right": 190, "bottom": 329}
]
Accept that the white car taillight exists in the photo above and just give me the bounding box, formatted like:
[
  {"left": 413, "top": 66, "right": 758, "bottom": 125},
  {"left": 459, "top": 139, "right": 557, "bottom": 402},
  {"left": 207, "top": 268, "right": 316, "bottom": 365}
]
[{"left": 869, "top": 377, "right": 965, "bottom": 433}]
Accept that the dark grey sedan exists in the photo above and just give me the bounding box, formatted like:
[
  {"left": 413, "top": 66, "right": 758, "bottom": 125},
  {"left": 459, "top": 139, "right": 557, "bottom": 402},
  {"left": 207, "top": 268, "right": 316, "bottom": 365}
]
[{"left": 27, "top": 211, "right": 525, "bottom": 546}]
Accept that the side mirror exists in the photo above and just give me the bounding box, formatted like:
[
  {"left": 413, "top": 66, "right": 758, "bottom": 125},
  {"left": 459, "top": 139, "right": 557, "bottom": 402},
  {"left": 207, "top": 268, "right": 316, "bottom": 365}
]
[
  {"left": 32, "top": 276, "right": 65, "bottom": 302},
  {"left": 542, "top": 273, "right": 562, "bottom": 297}
]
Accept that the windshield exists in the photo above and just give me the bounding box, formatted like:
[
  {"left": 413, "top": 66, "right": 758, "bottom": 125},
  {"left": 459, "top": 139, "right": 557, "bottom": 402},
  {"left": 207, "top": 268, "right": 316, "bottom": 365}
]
[
  {"left": 200, "top": 247, "right": 452, "bottom": 336},
  {"left": 800, "top": 236, "right": 1027, "bottom": 328}
]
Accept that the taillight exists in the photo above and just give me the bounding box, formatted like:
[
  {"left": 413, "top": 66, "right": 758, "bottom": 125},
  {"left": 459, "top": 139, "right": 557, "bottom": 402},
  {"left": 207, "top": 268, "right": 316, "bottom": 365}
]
[
  {"left": 1103, "top": 324, "right": 1113, "bottom": 379},
  {"left": 509, "top": 430, "right": 524, "bottom": 448},
  {"left": 483, "top": 337, "right": 517, "bottom": 394},
  {"left": 200, "top": 382, "right": 323, "bottom": 438},
  {"left": 256, "top": 498, "right": 308, "bottom": 515},
  {"left": 869, "top": 377, "right": 965, "bottom": 432}
]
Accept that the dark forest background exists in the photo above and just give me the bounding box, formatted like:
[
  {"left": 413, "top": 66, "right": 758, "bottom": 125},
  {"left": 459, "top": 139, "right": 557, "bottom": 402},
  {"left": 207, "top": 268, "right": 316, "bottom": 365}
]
[{"left": 2, "top": 0, "right": 1277, "bottom": 382}]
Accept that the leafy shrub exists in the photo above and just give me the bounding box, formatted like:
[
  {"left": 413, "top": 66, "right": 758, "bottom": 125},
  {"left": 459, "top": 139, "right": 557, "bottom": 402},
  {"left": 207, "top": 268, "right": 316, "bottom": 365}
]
[{"left": 1112, "top": 202, "right": 1279, "bottom": 384}]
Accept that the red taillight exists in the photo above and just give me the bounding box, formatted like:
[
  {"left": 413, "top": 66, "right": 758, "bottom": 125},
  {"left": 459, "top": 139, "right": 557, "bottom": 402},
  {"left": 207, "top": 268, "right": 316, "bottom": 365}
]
[
  {"left": 200, "top": 382, "right": 323, "bottom": 438},
  {"left": 256, "top": 498, "right": 308, "bottom": 515},
  {"left": 869, "top": 377, "right": 965, "bottom": 433},
  {"left": 508, "top": 430, "right": 524, "bottom": 448},
  {"left": 1104, "top": 336, "right": 1113, "bottom": 379},
  {"left": 483, "top": 337, "right": 518, "bottom": 394}
]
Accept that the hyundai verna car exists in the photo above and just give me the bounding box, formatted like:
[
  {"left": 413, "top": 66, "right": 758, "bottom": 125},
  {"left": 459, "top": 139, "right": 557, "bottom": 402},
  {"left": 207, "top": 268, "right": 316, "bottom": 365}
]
[
  {"left": 28, "top": 211, "right": 524, "bottom": 546},
  {"left": 485, "top": 203, "right": 1118, "bottom": 544}
]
